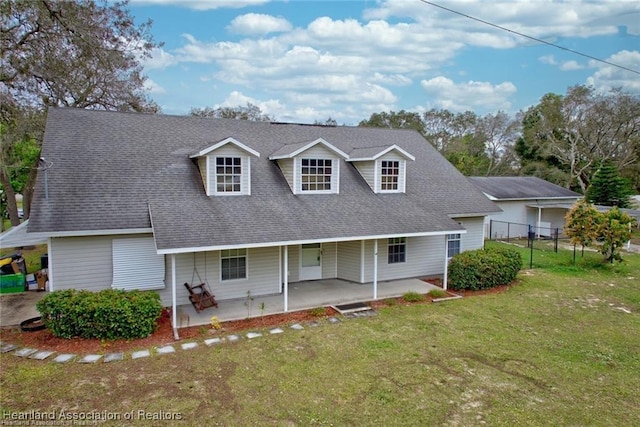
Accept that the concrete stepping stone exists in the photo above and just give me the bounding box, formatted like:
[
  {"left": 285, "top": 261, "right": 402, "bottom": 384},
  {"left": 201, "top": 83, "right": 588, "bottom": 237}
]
[
  {"left": 78, "top": 354, "right": 102, "bottom": 363},
  {"left": 328, "top": 317, "right": 342, "bottom": 323},
  {"left": 307, "top": 321, "right": 320, "bottom": 327},
  {"left": 104, "top": 353, "right": 124, "bottom": 363},
  {"left": 226, "top": 334, "right": 241, "bottom": 342},
  {"left": 290, "top": 323, "right": 304, "bottom": 330},
  {"left": 29, "top": 350, "right": 55, "bottom": 360},
  {"left": 181, "top": 342, "right": 198, "bottom": 350},
  {"left": 246, "top": 332, "right": 262, "bottom": 339},
  {"left": 0, "top": 344, "right": 18, "bottom": 353},
  {"left": 269, "top": 328, "right": 284, "bottom": 334},
  {"left": 14, "top": 348, "right": 37, "bottom": 357},
  {"left": 204, "top": 338, "right": 222, "bottom": 346},
  {"left": 53, "top": 354, "right": 75, "bottom": 363},
  {"left": 157, "top": 345, "right": 176, "bottom": 354},
  {"left": 131, "top": 350, "right": 150, "bottom": 359}
]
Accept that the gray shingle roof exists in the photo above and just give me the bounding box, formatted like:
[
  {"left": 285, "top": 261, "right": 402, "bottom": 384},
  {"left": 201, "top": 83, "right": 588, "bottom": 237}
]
[
  {"left": 29, "top": 108, "right": 500, "bottom": 252},
  {"left": 468, "top": 176, "right": 582, "bottom": 200}
]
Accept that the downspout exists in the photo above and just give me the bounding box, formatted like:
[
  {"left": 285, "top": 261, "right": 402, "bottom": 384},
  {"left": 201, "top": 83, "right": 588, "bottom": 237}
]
[{"left": 171, "top": 254, "right": 179, "bottom": 340}]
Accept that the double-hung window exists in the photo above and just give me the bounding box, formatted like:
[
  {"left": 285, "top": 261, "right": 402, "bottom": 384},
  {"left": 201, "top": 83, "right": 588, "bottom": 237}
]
[
  {"left": 301, "top": 158, "right": 332, "bottom": 191},
  {"left": 447, "top": 234, "right": 461, "bottom": 258},
  {"left": 380, "top": 160, "right": 399, "bottom": 191},
  {"left": 221, "top": 249, "right": 247, "bottom": 281},
  {"left": 216, "top": 157, "right": 242, "bottom": 193},
  {"left": 388, "top": 237, "right": 406, "bottom": 264}
]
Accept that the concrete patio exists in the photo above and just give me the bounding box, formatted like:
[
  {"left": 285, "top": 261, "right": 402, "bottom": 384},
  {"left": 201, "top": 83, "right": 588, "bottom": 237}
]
[{"left": 174, "top": 277, "right": 442, "bottom": 328}]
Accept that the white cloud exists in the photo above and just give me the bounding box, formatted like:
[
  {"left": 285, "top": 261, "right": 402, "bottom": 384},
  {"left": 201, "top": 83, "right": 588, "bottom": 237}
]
[
  {"left": 143, "top": 78, "right": 166, "bottom": 94},
  {"left": 144, "top": 47, "right": 178, "bottom": 70},
  {"left": 131, "top": 0, "right": 268, "bottom": 10},
  {"left": 539, "top": 55, "right": 557, "bottom": 65},
  {"left": 559, "top": 60, "right": 583, "bottom": 71},
  {"left": 228, "top": 13, "right": 292, "bottom": 35},
  {"left": 586, "top": 50, "right": 640, "bottom": 94},
  {"left": 420, "top": 77, "right": 516, "bottom": 112}
]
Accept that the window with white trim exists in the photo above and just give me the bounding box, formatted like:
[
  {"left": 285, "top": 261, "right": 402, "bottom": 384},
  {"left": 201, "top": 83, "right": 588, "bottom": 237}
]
[
  {"left": 388, "top": 237, "right": 406, "bottom": 264},
  {"left": 380, "top": 160, "right": 399, "bottom": 191},
  {"left": 447, "top": 233, "right": 461, "bottom": 258},
  {"left": 301, "top": 158, "right": 332, "bottom": 191},
  {"left": 221, "top": 248, "right": 247, "bottom": 281},
  {"left": 215, "top": 157, "right": 242, "bottom": 193}
]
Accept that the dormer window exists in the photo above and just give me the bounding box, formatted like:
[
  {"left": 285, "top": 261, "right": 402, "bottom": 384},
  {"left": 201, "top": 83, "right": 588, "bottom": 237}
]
[
  {"left": 380, "top": 160, "right": 399, "bottom": 191},
  {"left": 348, "top": 144, "right": 415, "bottom": 194},
  {"left": 190, "top": 137, "right": 260, "bottom": 197},
  {"left": 269, "top": 138, "right": 348, "bottom": 195},
  {"left": 216, "top": 157, "right": 242, "bottom": 193},
  {"left": 301, "top": 158, "right": 332, "bottom": 192}
]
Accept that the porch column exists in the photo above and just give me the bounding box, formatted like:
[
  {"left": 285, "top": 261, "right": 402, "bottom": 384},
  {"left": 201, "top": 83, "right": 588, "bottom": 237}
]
[
  {"left": 537, "top": 206, "right": 542, "bottom": 238},
  {"left": 373, "top": 239, "right": 378, "bottom": 300},
  {"left": 443, "top": 235, "right": 448, "bottom": 290},
  {"left": 283, "top": 245, "right": 289, "bottom": 312},
  {"left": 171, "top": 254, "right": 179, "bottom": 340}
]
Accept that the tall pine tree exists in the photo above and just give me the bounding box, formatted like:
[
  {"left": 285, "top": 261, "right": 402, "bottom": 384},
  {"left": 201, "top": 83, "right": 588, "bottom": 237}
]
[{"left": 586, "top": 162, "right": 632, "bottom": 208}]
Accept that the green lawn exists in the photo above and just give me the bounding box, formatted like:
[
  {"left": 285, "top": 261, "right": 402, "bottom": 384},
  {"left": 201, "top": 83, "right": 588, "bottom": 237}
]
[{"left": 1, "top": 244, "right": 639, "bottom": 426}]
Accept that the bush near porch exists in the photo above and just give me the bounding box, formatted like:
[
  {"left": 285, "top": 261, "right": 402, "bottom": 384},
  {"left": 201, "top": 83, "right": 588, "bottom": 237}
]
[
  {"left": 448, "top": 246, "right": 522, "bottom": 291},
  {"left": 36, "top": 289, "right": 162, "bottom": 340}
]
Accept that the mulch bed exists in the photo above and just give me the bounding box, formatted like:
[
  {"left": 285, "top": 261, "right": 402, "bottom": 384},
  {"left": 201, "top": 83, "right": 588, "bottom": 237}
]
[{"left": 0, "top": 283, "right": 514, "bottom": 355}]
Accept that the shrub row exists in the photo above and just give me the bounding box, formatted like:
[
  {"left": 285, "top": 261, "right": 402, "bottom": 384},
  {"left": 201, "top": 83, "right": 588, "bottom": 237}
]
[
  {"left": 36, "top": 289, "right": 163, "bottom": 340},
  {"left": 448, "top": 246, "right": 522, "bottom": 291}
]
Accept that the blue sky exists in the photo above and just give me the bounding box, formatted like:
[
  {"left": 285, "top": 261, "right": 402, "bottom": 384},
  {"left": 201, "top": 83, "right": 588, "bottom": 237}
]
[{"left": 129, "top": 0, "right": 640, "bottom": 124}]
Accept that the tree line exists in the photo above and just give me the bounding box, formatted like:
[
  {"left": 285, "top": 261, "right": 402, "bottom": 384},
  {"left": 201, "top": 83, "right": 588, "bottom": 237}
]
[{"left": 2, "top": 1, "right": 639, "bottom": 228}]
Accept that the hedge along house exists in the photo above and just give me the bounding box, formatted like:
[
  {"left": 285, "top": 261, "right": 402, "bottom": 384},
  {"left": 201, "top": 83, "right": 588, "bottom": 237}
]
[
  {"left": 468, "top": 176, "right": 583, "bottom": 239},
  {"left": 28, "top": 108, "right": 500, "bottom": 337}
]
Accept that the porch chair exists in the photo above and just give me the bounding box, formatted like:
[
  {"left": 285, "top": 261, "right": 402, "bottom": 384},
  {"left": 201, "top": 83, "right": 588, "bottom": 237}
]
[{"left": 183, "top": 282, "right": 218, "bottom": 313}]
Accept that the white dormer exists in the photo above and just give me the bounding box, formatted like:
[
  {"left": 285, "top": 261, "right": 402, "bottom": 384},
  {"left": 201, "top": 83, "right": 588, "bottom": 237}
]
[
  {"left": 348, "top": 144, "right": 415, "bottom": 194},
  {"left": 269, "top": 138, "right": 349, "bottom": 195},
  {"left": 190, "top": 137, "right": 260, "bottom": 196}
]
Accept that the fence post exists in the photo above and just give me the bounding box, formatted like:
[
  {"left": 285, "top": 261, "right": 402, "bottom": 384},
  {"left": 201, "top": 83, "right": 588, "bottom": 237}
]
[
  {"left": 554, "top": 228, "right": 559, "bottom": 253},
  {"left": 489, "top": 220, "right": 493, "bottom": 241},
  {"left": 529, "top": 224, "right": 534, "bottom": 269}
]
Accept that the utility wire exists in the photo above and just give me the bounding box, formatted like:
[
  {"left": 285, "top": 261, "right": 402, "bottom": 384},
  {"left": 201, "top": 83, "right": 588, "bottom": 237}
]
[{"left": 419, "top": 0, "right": 640, "bottom": 76}]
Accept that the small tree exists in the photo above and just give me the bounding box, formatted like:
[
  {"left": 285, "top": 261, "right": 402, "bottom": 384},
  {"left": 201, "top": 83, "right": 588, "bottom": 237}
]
[
  {"left": 564, "top": 200, "right": 602, "bottom": 251},
  {"left": 597, "top": 207, "right": 634, "bottom": 263},
  {"left": 565, "top": 200, "right": 634, "bottom": 263}
]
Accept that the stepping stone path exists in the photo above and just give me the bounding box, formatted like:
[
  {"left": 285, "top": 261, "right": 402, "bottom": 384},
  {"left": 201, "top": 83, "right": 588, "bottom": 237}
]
[
  {"left": 1, "top": 311, "right": 375, "bottom": 364},
  {"left": 104, "top": 353, "right": 124, "bottom": 363}
]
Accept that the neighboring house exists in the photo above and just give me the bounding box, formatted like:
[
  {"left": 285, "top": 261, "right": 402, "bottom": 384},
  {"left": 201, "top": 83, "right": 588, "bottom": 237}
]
[
  {"left": 28, "top": 108, "right": 500, "bottom": 329},
  {"left": 468, "top": 176, "right": 583, "bottom": 238}
]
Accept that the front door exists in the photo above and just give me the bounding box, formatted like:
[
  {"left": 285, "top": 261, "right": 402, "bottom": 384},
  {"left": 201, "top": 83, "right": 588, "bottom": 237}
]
[{"left": 300, "top": 243, "right": 322, "bottom": 280}]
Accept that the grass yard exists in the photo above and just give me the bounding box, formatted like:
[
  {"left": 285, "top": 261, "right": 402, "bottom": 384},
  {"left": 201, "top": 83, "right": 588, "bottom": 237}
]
[{"left": 1, "top": 244, "right": 639, "bottom": 426}]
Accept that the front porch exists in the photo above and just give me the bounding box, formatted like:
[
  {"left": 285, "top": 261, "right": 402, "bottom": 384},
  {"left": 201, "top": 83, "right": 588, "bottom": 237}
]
[{"left": 174, "top": 277, "right": 441, "bottom": 327}]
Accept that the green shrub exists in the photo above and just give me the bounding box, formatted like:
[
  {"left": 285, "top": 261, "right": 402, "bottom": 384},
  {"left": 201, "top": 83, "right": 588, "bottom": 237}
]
[
  {"left": 402, "top": 291, "right": 426, "bottom": 302},
  {"left": 36, "top": 289, "right": 162, "bottom": 340},
  {"left": 448, "top": 246, "right": 522, "bottom": 291},
  {"left": 309, "top": 307, "right": 326, "bottom": 317}
]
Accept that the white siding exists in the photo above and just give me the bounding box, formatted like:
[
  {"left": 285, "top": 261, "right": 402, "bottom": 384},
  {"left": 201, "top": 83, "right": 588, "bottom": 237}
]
[
  {"left": 455, "top": 216, "right": 485, "bottom": 251},
  {"left": 336, "top": 240, "right": 361, "bottom": 282},
  {"left": 285, "top": 245, "right": 300, "bottom": 283},
  {"left": 278, "top": 158, "right": 295, "bottom": 192},
  {"left": 322, "top": 242, "right": 337, "bottom": 278},
  {"left": 353, "top": 161, "right": 375, "bottom": 190},
  {"left": 364, "top": 237, "right": 445, "bottom": 282},
  {"left": 197, "top": 157, "right": 207, "bottom": 194},
  {"left": 49, "top": 235, "right": 139, "bottom": 293}
]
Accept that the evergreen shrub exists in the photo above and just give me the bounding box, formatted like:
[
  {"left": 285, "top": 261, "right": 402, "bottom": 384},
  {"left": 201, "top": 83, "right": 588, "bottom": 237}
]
[
  {"left": 448, "top": 246, "right": 521, "bottom": 291},
  {"left": 36, "top": 289, "right": 162, "bottom": 340}
]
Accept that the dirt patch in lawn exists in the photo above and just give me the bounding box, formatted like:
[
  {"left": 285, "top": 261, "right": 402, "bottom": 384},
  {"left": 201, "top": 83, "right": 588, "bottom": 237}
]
[{"left": 0, "top": 284, "right": 512, "bottom": 355}]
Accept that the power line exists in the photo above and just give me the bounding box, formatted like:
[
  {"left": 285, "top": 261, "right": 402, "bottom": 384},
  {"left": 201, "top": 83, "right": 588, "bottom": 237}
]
[{"left": 419, "top": 0, "right": 640, "bottom": 76}]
